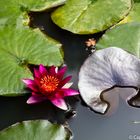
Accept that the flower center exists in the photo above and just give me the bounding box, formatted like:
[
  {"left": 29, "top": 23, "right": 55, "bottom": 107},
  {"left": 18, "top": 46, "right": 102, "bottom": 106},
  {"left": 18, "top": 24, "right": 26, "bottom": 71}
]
[{"left": 40, "top": 75, "right": 59, "bottom": 92}]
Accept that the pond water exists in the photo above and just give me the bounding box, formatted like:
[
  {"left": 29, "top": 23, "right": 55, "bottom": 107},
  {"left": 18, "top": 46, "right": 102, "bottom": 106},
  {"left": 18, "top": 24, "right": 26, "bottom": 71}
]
[{"left": 0, "top": 11, "right": 140, "bottom": 140}]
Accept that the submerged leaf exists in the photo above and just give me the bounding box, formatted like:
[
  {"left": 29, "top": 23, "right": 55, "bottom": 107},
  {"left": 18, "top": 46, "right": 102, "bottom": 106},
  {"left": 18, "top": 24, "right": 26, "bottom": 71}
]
[
  {"left": 78, "top": 47, "right": 140, "bottom": 114},
  {"left": 0, "top": 120, "right": 72, "bottom": 140},
  {"left": 0, "top": 27, "right": 63, "bottom": 96},
  {"left": 97, "top": 23, "right": 140, "bottom": 58},
  {"left": 51, "top": 0, "right": 132, "bottom": 34}
]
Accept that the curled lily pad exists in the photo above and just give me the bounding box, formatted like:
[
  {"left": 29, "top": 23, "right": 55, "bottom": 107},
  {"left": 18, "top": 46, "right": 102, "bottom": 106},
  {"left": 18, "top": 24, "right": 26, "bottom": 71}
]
[
  {"left": 0, "top": 0, "right": 66, "bottom": 27},
  {"left": 97, "top": 23, "right": 140, "bottom": 58},
  {"left": 0, "top": 120, "right": 72, "bottom": 140},
  {"left": 51, "top": 0, "right": 132, "bottom": 34},
  {"left": 0, "top": 27, "right": 63, "bottom": 96},
  {"left": 78, "top": 47, "right": 140, "bottom": 114}
]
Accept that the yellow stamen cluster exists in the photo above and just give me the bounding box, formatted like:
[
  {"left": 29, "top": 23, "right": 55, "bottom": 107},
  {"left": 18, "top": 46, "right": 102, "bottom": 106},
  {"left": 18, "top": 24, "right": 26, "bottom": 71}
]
[{"left": 40, "top": 75, "right": 59, "bottom": 92}]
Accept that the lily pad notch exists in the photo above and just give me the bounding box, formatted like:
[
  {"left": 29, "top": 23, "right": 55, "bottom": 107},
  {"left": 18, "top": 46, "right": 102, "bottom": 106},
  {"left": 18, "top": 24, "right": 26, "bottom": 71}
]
[{"left": 78, "top": 47, "right": 140, "bottom": 114}]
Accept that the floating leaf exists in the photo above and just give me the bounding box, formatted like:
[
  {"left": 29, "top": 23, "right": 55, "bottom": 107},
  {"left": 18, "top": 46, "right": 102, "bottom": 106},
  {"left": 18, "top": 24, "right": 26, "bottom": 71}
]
[
  {"left": 78, "top": 47, "right": 140, "bottom": 114},
  {"left": 0, "top": 0, "right": 66, "bottom": 27},
  {"left": 119, "top": 0, "right": 140, "bottom": 24},
  {"left": 0, "top": 0, "right": 65, "bottom": 96},
  {"left": 51, "top": 0, "right": 132, "bottom": 34},
  {"left": 0, "top": 27, "right": 63, "bottom": 96},
  {"left": 97, "top": 23, "right": 140, "bottom": 58},
  {"left": 0, "top": 120, "right": 72, "bottom": 140}
]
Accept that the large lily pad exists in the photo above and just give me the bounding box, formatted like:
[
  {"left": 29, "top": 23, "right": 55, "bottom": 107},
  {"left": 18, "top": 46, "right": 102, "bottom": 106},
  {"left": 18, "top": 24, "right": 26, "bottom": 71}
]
[
  {"left": 119, "top": 0, "right": 140, "bottom": 24},
  {"left": 78, "top": 47, "right": 140, "bottom": 114},
  {"left": 0, "top": 0, "right": 66, "bottom": 27},
  {"left": 51, "top": 0, "right": 132, "bottom": 34},
  {"left": 0, "top": 120, "right": 72, "bottom": 140},
  {"left": 0, "top": 27, "right": 63, "bottom": 96},
  {"left": 97, "top": 23, "right": 140, "bottom": 58}
]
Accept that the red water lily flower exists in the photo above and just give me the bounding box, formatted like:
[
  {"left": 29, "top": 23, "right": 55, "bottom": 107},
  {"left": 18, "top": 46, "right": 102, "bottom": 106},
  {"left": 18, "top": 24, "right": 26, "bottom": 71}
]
[{"left": 22, "top": 64, "right": 79, "bottom": 110}]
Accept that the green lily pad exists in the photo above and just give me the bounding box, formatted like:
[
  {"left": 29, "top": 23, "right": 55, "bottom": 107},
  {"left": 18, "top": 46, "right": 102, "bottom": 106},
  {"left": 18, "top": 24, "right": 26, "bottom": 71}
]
[
  {"left": 0, "top": 120, "right": 72, "bottom": 140},
  {"left": 0, "top": 0, "right": 65, "bottom": 96},
  {"left": 119, "top": 0, "right": 140, "bottom": 24},
  {"left": 97, "top": 23, "right": 140, "bottom": 58},
  {"left": 0, "top": 27, "right": 63, "bottom": 96},
  {"left": 0, "top": 0, "right": 66, "bottom": 27},
  {"left": 51, "top": 0, "right": 132, "bottom": 34}
]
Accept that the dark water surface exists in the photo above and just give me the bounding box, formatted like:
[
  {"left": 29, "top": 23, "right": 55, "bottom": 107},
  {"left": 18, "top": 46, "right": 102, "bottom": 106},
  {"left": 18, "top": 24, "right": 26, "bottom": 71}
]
[{"left": 0, "top": 11, "right": 140, "bottom": 140}]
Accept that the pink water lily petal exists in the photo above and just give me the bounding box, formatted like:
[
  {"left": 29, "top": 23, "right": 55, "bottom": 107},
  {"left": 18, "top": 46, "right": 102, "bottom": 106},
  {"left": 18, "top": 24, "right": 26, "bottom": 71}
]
[
  {"left": 55, "top": 67, "right": 58, "bottom": 73},
  {"left": 57, "top": 66, "right": 67, "bottom": 79},
  {"left": 22, "top": 79, "right": 38, "bottom": 92},
  {"left": 62, "top": 82, "right": 73, "bottom": 88},
  {"left": 34, "top": 78, "right": 40, "bottom": 86},
  {"left": 22, "top": 79, "right": 35, "bottom": 85},
  {"left": 32, "top": 92, "right": 40, "bottom": 96},
  {"left": 59, "top": 76, "right": 72, "bottom": 88},
  {"left": 51, "top": 98, "right": 68, "bottom": 110},
  {"left": 49, "top": 66, "right": 56, "bottom": 75},
  {"left": 39, "top": 64, "right": 48, "bottom": 75},
  {"left": 34, "top": 68, "right": 41, "bottom": 78},
  {"left": 27, "top": 84, "right": 38, "bottom": 92},
  {"left": 27, "top": 95, "right": 47, "bottom": 104},
  {"left": 61, "top": 88, "right": 79, "bottom": 96}
]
